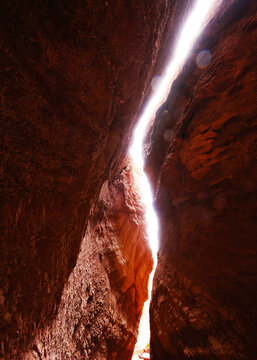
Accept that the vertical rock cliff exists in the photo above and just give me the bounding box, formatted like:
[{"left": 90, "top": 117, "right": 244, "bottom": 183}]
[
  {"left": 0, "top": 1, "right": 177, "bottom": 358},
  {"left": 146, "top": 1, "right": 257, "bottom": 359}
]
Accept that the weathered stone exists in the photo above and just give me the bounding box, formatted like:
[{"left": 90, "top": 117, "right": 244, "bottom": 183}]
[
  {"left": 0, "top": 1, "right": 176, "bottom": 358},
  {"left": 24, "top": 165, "right": 153, "bottom": 359},
  {"left": 1, "top": 0, "right": 257, "bottom": 359},
  {"left": 147, "top": 1, "right": 257, "bottom": 359}
]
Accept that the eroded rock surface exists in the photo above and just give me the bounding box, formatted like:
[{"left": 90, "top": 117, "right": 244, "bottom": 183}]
[
  {"left": 0, "top": 1, "right": 175, "bottom": 358},
  {"left": 24, "top": 165, "right": 153, "bottom": 360},
  {"left": 147, "top": 1, "right": 257, "bottom": 359}
]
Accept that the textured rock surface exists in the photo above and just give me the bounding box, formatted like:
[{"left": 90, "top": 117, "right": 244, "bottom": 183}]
[
  {"left": 24, "top": 165, "right": 153, "bottom": 360},
  {"left": 2, "top": 0, "right": 257, "bottom": 359},
  {"left": 0, "top": 1, "right": 176, "bottom": 358},
  {"left": 147, "top": 1, "right": 257, "bottom": 359}
]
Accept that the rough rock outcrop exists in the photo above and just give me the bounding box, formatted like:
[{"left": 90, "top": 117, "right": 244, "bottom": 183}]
[
  {"left": 0, "top": 1, "right": 177, "bottom": 358},
  {"left": 23, "top": 165, "right": 153, "bottom": 360},
  {"left": 147, "top": 1, "right": 257, "bottom": 359}
]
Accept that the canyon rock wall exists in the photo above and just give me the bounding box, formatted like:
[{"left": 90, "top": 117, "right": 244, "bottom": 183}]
[
  {"left": 24, "top": 165, "right": 153, "bottom": 360},
  {"left": 147, "top": 1, "right": 257, "bottom": 359},
  {"left": 0, "top": 1, "right": 179, "bottom": 358}
]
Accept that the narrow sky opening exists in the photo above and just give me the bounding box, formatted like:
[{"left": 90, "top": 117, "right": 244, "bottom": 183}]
[
  {"left": 129, "top": 0, "right": 220, "bottom": 259},
  {"left": 130, "top": 0, "right": 220, "bottom": 357}
]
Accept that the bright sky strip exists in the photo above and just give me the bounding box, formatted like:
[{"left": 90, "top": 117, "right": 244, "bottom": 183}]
[
  {"left": 130, "top": 0, "right": 220, "bottom": 357},
  {"left": 129, "top": 0, "right": 220, "bottom": 258}
]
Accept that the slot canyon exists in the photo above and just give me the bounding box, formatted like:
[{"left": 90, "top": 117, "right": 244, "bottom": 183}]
[{"left": 0, "top": 0, "right": 256, "bottom": 359}]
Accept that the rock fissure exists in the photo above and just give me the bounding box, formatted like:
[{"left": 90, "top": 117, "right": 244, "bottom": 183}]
[{"left": 1, "top": 0, "right": 256, "bottom": 359}]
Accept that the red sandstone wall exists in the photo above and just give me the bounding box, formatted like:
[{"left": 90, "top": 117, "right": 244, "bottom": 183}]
[
  {"left": 23, "top": 165, "right": 153, "bottom": 359},
  {"left": 0, "top": 1, "right": 177, "bottom": 358},
  {"left": 2, "top": 0, "right": 256, "bottom": 358},
  {"left": 146, "top": 1, "right": 257, "bottom": 359}
]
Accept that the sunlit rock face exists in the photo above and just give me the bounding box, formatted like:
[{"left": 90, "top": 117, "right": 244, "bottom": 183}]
[
  {"left": 146, "top": 1, "right": 257, "bottom": 359},
  {"left": 23, "top": 165, "right": 153, "bottom": 359},
  {"left": 0, "top": 1, "right": 176, "bottom": 358}
]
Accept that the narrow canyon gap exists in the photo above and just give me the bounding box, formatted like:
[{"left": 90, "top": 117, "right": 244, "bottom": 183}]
[
  {"left": 130, "top": 0, "right": 221, "bottom": 357},
  {"left": 0, "top": 1, "right": 256, "bottom": 360},
  {"left": 0, "top": 1, "right": 190, "bottom": 358}
]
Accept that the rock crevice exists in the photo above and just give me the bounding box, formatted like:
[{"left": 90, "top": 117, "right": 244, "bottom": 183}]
[{"left": 146, "top": 1, "right": 257, "bottom": 359}]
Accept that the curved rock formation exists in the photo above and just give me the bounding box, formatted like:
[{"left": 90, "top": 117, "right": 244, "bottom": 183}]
[
  {"left": 0, "top": 1, "right": 175, "bottom": 358},
  {"left": 147, "top": 1, "right": 257, "bottom": 359},
  {"left": 1, "top": 0, "right": 257, "bottom": 359},
  {"left": 23, "top": 164, "right": 153, "bottom": 360}
]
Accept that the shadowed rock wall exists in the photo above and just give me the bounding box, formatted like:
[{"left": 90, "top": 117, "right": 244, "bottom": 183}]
[
  {"left": 147, "top": 1, "right": 257, "bottom": 359},
  {"left": 0, "top": 0, "right": 180, "bottom": 358}
]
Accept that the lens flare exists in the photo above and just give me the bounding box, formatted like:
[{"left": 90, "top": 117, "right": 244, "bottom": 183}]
[{"left": 196, "top": 49, "right": 212, "bottom": 68}]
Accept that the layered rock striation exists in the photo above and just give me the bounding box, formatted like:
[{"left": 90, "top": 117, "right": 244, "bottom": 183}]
[{"left": 147, "top": 1, "right": 257, "bottom": 359}]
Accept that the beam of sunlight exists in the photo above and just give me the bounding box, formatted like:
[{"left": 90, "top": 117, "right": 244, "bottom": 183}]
[{"left": 130, "top": 0, "right": 220, "bottom": 358}]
